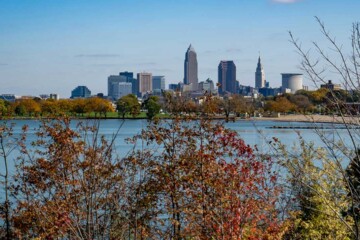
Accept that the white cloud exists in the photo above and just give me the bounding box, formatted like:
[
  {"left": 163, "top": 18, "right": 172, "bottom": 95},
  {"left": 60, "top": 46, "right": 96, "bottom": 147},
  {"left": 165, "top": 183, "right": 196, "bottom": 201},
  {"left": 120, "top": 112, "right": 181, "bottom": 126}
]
[{"left": 272, "top": 0, "right": 303, "bottom": 3}]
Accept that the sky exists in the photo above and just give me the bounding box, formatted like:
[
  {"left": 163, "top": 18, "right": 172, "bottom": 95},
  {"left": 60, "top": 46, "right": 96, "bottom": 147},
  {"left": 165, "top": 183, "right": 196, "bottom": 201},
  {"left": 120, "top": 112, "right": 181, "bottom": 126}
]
[{"left": 0, "top": 0, "right": 360, "bottom": 97}]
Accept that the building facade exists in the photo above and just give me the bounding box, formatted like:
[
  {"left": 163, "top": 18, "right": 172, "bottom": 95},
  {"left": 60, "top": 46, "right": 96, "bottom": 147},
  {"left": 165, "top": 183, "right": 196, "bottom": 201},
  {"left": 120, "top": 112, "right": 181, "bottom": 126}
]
[
  {"left": 108, "top": 75, "right": 127, "bottom": 100},
  {"left": 71, "top": 86, "right": 91, "bottom": 99},
  {"left": 281, "top": 73, "right": 303, "bottom": 94},
  {"left": 199, "top": 78, "right": 215, "bottom": 93},
  {"left": 255, "top": 55, "right": 266, "bottom": 89},
  {"left": 184, "top": 44, "right": 198, "bottom": 91},
  {"left": 137, "top": 72, "right": 153, "bottom": 97},
  {"left": 152, "top": 76, "right": 166, "bottom": 91},
  {"left": 218, "top": 61, "right": 236, "bottom": 94}
]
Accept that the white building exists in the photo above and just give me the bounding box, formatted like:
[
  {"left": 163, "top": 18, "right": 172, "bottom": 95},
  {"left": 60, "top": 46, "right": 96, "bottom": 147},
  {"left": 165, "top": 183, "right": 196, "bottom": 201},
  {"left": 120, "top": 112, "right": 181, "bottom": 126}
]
[{"left": 281, "top": 73, "right": 303, "bottom": 94}]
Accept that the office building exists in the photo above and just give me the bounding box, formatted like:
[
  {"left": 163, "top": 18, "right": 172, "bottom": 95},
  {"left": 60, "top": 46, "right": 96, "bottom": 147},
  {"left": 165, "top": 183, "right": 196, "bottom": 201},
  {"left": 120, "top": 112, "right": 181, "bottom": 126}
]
[
  {"left": 108, "top": 75, "right": 127, "bottom": 100},
  {"left": 184, "top": 44, "right": 198, "bottom": 91},
  {"left": 199, "top": 78, "right": 215, "bottom": 93},
  {"left": 152, "top": 76, "right": 165, "bottom": 91},
  {"left": 108, "top": 72, "right": 138, "bottom": 100},
  {"left": 138, "top": 72, "right": 152, "bottom": 96},
  {"left": 71, "top": 86, "right": 91, "bottom": 99},
  {"left": 218, "top": 61, "right": 237, "bottom": 94},
  {"left": 255, "top": 55, "right": 266, "bottom": 89},
  {"left": 169, "top": 83, "right": 180, "bottom": 91},
  {"left": 120, "top": 72, "right": 138, "bottom": 96},
  {"left": 113, "top": 82, "right": 132, "bottom": 99},
  {"left": 281, "top": 73, "right": 303, "bottom": 94}
]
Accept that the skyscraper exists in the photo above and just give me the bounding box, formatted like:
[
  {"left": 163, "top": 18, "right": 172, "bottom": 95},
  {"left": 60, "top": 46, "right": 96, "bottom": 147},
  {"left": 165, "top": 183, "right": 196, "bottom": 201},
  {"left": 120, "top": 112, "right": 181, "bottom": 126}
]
[
  {"left": 137, "top": 72, "right": 153, "bottom": 96},
  {"left": 218, "top": 61, "right": 236, "bottom": 94},
  {"left": 255, "top": 55, "right": 265, "bottom": 89},
  {"left": 184, "top": 44, "right": 198, "bottom": 91},
  {"left": 152, "top": 76, "right": 166, "bottom": 91}
]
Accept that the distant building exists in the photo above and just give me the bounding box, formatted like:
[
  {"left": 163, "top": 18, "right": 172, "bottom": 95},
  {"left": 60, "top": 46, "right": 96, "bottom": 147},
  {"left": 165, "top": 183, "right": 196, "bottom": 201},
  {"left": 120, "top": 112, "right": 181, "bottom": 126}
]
[
  {"left": 184, "top": 44, "right": 198, "bottom": 91},
  {"left": 120, "top": 71, "right": 134, "bottom": 79},
  {"left": 120, "top": 72, "right": 138, "bottom": 96},
  {"left": 0, "top": 94, "right": 17, "bottom": 102},
  {"left": 199, "top": 78, "right": 215, "bottom": 93},
  {"left": 50, "top": 93, "right": 59, "bottom": 100},
  {"left": 259, "top": 87, "right": 282, "bottom": 97},
  {"left": 114, "top": 82, "right": 132, "bottom": 99},
  {"left": 152, "top": 76, "right": 166, "bottom": 91},
  {"left": 169, "top": 83, "right": 180, "bottom": 91},
  {"left": 218, "top": 61, "right": 237, "bottom": 94},
  {"left": 255, "top": 55, "right": 266, "bottom": 89},
  {"left": 320, "top": 80, "right": 342, "bottom": 91},
  {"left": 71, "top": 86, "right": 91, "bottom": 99},
  {"left": 108, "top": 75, "right": 127, "bottom": 100},
  {"left": 281, "top": 73, "right": 303, "bottom": 94},
  {"left": 238, "top": 85, "right": 255, "bottom": 96},
  {"left": 39, "top": 94, "right": 50, "bottom": 99},
  {"left": 138, "top": 72, "right": 153, "bottom": 97}
]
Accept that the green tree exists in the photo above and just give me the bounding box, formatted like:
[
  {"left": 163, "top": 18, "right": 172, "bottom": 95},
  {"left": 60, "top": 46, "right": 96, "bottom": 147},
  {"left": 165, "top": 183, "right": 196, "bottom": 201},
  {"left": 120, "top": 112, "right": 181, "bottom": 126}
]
[
  {"left": 143, "top": 96, "right": 161, "bottom": 120},
  {"left": 117, "top": 94, "right": 140, "bottom": 119},
  {"left": 276, "top": 139, "right": 353, "bottom": 239}
]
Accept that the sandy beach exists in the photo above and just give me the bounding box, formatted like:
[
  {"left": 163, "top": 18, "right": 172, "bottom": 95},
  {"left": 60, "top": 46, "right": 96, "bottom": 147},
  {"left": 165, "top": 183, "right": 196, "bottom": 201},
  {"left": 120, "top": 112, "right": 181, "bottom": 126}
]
[{"left": 253, "top": 114, "right": 360, "bottom": 124}]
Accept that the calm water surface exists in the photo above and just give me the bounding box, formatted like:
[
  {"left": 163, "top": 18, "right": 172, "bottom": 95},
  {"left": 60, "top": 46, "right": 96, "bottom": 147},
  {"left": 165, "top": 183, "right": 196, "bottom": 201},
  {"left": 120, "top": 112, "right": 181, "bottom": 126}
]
[{"left": 0, "top": 118, "right": 354, "bottom": 198}]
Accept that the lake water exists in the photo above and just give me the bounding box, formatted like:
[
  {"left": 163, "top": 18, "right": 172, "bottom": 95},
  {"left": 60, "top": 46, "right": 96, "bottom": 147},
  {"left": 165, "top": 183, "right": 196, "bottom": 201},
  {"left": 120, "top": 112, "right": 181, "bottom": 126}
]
[{"left": 0, "top": 118, "right": 356, "bottom": 198}]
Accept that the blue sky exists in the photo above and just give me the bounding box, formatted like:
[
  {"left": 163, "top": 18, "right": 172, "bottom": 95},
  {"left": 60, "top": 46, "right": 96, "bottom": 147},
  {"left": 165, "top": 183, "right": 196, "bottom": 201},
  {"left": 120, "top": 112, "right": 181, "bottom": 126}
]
[{"left": 0, "top": 0, "right": 359, "bottom": 97}]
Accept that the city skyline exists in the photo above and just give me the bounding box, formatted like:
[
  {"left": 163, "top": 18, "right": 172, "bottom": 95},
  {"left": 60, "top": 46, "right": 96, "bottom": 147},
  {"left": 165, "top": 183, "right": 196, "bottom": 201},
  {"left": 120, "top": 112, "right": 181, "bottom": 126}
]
[{"left": 1, "top": 0, "right": 359, "bottom": 97}]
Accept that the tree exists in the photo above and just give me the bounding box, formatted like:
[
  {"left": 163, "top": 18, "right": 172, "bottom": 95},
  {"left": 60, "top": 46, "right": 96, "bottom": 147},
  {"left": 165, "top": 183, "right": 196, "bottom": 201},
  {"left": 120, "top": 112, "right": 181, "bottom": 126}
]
[
  {"left": 125, "top": 119, "right": 285, "bottom": 239},
  {"left": 117, "top": 94, "right": 140, "bottom": 119},
  {"left": 290, "top": 94, "right": 313, "bottom": 113},
  {"left": 274, "top": 138, "right": 352, "bottom": 239},
  {"left": 288, "top": 17, "right": 360, "bottom": 238},
  {"left": 265, "top": 96, "right": 296, "bottom": 113},
  {"left": 0, "top": 122, "right": 17, "bottom": 239},
  {"left": 143, "top": 96, "right": 161, "bottom": 120},
  {"left": 11, "top": 118, "right": 127, "bottom": 239}
]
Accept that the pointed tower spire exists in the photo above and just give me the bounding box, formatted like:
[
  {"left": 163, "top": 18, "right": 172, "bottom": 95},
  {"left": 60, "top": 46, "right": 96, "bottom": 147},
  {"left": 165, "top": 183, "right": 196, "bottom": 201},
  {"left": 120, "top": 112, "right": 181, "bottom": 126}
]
[{"left": 255, "top": 52, "right": 265, "bottom": 88}]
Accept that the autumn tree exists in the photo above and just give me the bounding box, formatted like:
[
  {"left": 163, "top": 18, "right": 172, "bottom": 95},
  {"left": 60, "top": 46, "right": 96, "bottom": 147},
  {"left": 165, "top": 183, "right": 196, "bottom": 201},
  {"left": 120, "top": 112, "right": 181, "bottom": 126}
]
[
  {"left": 290, "top": 94, "right": 314, "bottom": 113},
  {"left": 0, "top": 122, "right": 17, "bottom": 239},
  {"left": 265, "top": 96, "right": 296, "bottom": 114},
  {"left": 11, "top": 118, "right": 127, "bottom": 239},
  {"left": 125, "top": 119, "right": 285, "bottom": 239}
]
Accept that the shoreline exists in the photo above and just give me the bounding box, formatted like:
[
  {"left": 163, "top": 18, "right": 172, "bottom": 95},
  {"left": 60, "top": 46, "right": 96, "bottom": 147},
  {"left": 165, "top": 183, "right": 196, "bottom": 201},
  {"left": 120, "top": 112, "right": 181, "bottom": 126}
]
[
  {"left": 251, "top": 114, "right": 359, "bottom": 124},
  {"left": 1, "top": 114, "right": 359, "bottom": 125}
]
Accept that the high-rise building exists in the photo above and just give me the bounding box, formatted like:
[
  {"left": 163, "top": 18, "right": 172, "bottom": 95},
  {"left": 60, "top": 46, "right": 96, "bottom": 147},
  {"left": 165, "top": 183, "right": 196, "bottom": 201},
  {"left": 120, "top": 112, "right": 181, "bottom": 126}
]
[
  {"left": 108, "top": 72, "right": 138, "bottom": 100},
  {"left": 184, "top": 44, "right": 198, "bottom": 91},
  {"left": 108, "top": 75, "right": 127, "bottom": 100},
  {"left": 281, "top": 73, "right": 303, "bottom": 94},
  {"left": 218, "top": 61, "right": 236, "bottom": 94},
  {"left": 71, "top": 86, "right": 91, "bottom": 99},
  {"left": 120, "top": 71, "right": 138, "bottom": 96},
  {"left": 255, "top": 55, "right": 266, "bottom": 89},
  {"left": 137, "top": 72, "right": 153, "bottom": 96},
  {"left": 113, "top": 82, "right": 132, "bottom": 99},
  {"left": 152, "top": 76, "right": 165, "bottom": 91}
]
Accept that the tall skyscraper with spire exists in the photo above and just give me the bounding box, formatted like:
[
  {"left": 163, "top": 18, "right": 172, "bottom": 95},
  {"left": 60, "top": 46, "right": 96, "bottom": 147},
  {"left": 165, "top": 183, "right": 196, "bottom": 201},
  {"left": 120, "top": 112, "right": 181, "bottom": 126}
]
[
  {"left": 184, "top": 44, "right": 198, "bottom": 91},
  {"left": 255, "top": 54, "right": 266, "bottom": 89}
]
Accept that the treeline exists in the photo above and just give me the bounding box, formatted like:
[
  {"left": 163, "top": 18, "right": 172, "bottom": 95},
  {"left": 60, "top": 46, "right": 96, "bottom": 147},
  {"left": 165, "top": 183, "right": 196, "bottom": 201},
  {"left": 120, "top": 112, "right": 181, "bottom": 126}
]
[
  {"left": 1, "top": 87, "right": 358, "bottom": 120},
  {"left": 0, "top": 97, "right": 114, "bottom": 118}
]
